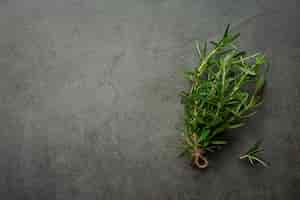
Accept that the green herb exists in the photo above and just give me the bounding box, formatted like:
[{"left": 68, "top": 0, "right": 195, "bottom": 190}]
[
  {"left": 240, "top": 140, "right": 268, "bottom": 167},
  {"left": 180, "top": 24, "right": 268, "bottom": 169}
]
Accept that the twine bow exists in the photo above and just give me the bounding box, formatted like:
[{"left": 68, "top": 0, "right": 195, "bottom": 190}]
[{"left": 185, "top": 133, "right": 209, "bottom": 169}]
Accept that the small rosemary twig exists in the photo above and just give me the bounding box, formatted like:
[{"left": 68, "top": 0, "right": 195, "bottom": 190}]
[{"left": 239, "top": 140, "right": 269, "bottom": 167}]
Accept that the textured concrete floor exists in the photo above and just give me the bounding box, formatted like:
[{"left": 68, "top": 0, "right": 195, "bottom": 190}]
[{"left": 0, "top": 0, "right": 299, "bottom": 199}]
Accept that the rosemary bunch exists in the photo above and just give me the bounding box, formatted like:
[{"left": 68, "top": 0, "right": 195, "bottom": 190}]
[{"left": 180, "top": 25, "right": 268, "bottom": 169}]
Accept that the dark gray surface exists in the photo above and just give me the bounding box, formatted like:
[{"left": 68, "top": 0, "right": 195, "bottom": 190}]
[{"left": 0, "top": 0, "right": 299, "bottom": 199}]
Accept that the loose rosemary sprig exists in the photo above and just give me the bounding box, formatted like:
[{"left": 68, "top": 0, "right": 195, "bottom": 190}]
[
  {"left": 180, "top": 24, "right": 268, "bottom": 169},
  {"left": 240, "top": 140, "right": 268, "bottom": 167}
]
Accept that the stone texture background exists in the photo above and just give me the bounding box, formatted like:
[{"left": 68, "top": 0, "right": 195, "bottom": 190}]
[{"left": 0, "top": 0, "right": 299, "bottom": 199}]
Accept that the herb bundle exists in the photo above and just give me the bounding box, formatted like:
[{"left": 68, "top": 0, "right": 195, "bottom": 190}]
[{"left": 180, "top": 25, "right": 268, "bottom": 169}]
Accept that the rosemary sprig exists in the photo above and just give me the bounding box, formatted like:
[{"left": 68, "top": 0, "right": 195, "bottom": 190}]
[
  {"left": 180, "top": 24, "right": 268, "bottom": 169},
  {"left": 240, "top": 140, "right": 269, "bottom": 167}
]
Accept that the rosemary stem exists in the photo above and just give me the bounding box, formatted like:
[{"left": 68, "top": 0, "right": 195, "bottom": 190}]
[{"left": 197, "top": 47, "right": 219, "bottom": 76}]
